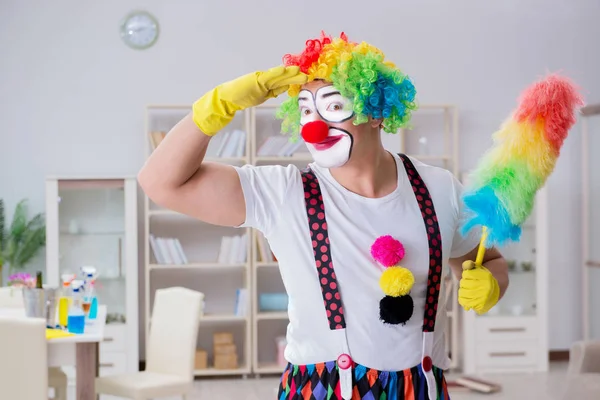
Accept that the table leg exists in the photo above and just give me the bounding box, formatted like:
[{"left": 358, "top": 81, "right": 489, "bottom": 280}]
[{"left": 76, "top": 342, "right": 99, "bottom": 400}]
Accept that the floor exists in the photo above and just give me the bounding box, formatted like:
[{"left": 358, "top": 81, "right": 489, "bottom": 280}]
[{"left": 177, "top": 361, "right": 590, "bottom": 400}]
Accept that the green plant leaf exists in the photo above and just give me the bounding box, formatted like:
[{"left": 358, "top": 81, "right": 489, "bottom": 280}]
[
  {"left": 1, "top": 199, "right": 46, "bottom": 270},
  {"left": 10, "top": 200, "right": 29, "bottom": 239},
  {"left": 13, "top": 227, "right": 45, "bottom": 267}
]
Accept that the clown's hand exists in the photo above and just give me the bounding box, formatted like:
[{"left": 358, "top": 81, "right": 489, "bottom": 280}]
[
  {"left": 458, "top": 260, "right": 500, "bottom": 315},
  {"left": 192, "top": 66, "right": 307, "bottom": 136}
]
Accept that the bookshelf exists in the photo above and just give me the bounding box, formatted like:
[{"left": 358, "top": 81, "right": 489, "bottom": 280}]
[
  {"left": 143, "top": 105, "right": 252, "bottom": 378},
  {"left": 143, "top": 101, "right": 461, "bottom": 377}
]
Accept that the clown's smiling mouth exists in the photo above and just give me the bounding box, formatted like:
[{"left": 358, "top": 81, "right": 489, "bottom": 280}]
[{"left": 314, "top": 135, "right": 344, "bottom": 151}]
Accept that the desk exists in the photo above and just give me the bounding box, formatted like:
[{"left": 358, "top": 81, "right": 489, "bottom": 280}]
[{"left": 0, "top": 305, "right": 106, "bottom": 400}]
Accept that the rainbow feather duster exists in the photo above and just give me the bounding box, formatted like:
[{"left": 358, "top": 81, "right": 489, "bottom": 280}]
[{"left": 461, "top": 74, "right": 584, "bottom": 252}]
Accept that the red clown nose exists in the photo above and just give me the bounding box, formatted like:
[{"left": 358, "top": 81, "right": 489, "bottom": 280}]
[{"left": 301, "top": 121, "right": 329, "bottom": 144}]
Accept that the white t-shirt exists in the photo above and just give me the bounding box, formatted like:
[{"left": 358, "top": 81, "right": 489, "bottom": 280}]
[{"left": 234, "top": 153, "right": 480, "bottom": 371}]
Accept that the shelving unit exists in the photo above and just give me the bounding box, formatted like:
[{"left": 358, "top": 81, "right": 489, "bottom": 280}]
[
  {"left": 397, "top": 104, "right": 459, "bottom": 175},
  {"left": 143, "top": 101, "right": 461, "bottom": 377},
  {"left": 143, "top": 105, "right": 252, "bottom": 378}
]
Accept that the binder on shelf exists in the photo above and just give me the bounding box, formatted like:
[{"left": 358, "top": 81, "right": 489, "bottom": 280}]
[
  {"left": 149, "top": 234, "right": 188, "bottom": 265},
  {"left": 217, "top": 233, "right": 248, "bottom": 265},
  {"left": 256, "top": 135, "right": 304, "bottom": 157},
  {"left": 234, "top": 288, "right": 249, "bottom": 317},
  {"left": 206, "top": 129, "right": 247, "bottom": 158}
]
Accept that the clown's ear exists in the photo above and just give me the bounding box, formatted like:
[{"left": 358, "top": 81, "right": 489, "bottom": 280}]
[{"left": 369, "top": 117, "right": 383, "bottom": 129}]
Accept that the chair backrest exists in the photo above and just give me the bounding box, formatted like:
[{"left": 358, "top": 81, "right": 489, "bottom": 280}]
[
  {"left": 146, "top": 287, "right": 204, "bottom": 379},
  {"left": 0, "top": 316, "right": 48, "bottom": 400},
  {"left": 568, "top": 340, "right": 600, "bottom": 374},
  {"left": 0, "top": 287, "right": 25, "bottom": 308}
]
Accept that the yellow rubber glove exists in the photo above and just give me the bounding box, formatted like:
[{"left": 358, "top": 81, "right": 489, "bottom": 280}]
[
  {"left": 458, "top": 260, "right": 500, "bottom": 315},
  {"left": 192, "top": 65, "right": 308, "bottom": 136}
]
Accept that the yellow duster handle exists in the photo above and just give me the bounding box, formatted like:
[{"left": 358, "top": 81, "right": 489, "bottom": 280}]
[
  {"left": 463, "top": 226, "right": 488, "bottom": 271},
  {"left": 475, "top": 226, "right": 488, "bottom": 266}
]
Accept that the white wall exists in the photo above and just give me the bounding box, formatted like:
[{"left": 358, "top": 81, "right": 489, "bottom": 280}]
[{"left": 1, "top": 0, "right": 599, "bottom": 355}]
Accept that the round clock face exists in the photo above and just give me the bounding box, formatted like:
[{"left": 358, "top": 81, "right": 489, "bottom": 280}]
[{"left": 120, "top": 11, "right": 159, "bottom": 50}]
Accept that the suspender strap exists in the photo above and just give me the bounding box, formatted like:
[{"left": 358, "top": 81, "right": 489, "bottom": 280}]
[
  {"left": 302, "top": 169, "right": 346, "bottom": 330},
  {"left": 398, "top": 154, "right": 444, "bottom": 332},
  {"left": 301, "top": 154, "right": 443, "bottom": 333}
]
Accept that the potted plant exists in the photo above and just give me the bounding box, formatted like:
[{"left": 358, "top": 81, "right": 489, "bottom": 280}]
[{"left": 0, "top": 199, "right": 46, "bottom": 286}]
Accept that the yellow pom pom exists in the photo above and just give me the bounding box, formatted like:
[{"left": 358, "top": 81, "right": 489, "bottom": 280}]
[{"left": 379, "top": 266, "right": 414, "bottom": 297}]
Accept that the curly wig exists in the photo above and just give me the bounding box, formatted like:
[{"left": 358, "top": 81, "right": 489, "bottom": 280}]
[{"left": 276, "top": 31, "right": 418, "bottom": 141}]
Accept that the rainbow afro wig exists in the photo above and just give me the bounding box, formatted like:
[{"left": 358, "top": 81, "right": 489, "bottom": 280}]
[{"left": 276, "top": 31, "right": 418, "bottom": 141}]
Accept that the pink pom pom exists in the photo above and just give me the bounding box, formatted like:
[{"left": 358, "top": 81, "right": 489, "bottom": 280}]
[{"left": 371, "top": 235, "right": 405, "bottom": 267}]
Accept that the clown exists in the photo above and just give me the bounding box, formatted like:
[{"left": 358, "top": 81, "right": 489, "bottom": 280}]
[{"left": 138, "top": 32, "right": 509, "bottom": 400}]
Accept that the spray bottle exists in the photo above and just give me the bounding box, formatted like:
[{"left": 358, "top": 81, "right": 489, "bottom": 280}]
[
  {"left": 81, "top": 266, "right": 98, "bottom": 320},
  {"left": 67, "top": 280, "right": 85, "bottom": 334}
]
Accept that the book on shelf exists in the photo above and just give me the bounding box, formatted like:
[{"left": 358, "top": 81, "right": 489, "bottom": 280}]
[
  {"left": 256, "top": 135, "right": 306, "bottom": 157},
  {"left": 150, "top": 234, "right": 188, "bottom": 265},
  {"left": 148, "top": 131, "right": 166, "bottom": 150},
  {"left": 217, "top": 233, "right": 248, "bottom": 264},
  {"left": 234, "top": 288, "right": 249, "bottom": 316},
  {"left": 206, "top": 129, "right": 247, "bottom": 158},
  {"left": 256, "top": 231, "right": 276, "bottom": 262}
]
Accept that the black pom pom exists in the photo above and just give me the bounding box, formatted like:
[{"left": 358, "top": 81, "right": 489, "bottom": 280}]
[{"left": 379, "top": 295, "right": 414, "bottom": 325}]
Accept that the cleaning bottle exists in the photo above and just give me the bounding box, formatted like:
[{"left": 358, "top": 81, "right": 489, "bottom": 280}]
[
  {"left": 81, "top": 266, "right": 98, "bottom": 320},
  {"left": 67, "top": 280, "right": 85, "bottom": 334},
  {"left": 58, "top": 274, "right": 75, "bottom": 330},
  {"left": 89, "top": 281, "right": 98, "bottom": 320}
]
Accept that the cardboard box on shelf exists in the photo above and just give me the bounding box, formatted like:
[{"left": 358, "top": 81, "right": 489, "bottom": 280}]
[
  {"left": 213, "top": 332, "right": 234, "bottom": 346},
  {"left": 194, "top": 349, "right": 208, "bottom": 370},
  {"left": 214, "top": 353, "right": 238, "bottom": 370},
  {"left": 214, "top": 343, "right": 237, "bottom": 355}
]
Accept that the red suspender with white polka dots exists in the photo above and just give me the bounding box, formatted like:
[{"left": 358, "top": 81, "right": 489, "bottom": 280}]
[
  {"left": 397, "top": 154, "right": 444, "bottom": 332},
  {"left": 301, "top": 169, "right": 346, "bottom": 331}
]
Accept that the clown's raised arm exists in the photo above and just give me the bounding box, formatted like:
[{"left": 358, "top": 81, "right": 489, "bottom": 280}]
[
  {"left": 138, "top": 31, "right": 508, "bottom": 400},
  {"left": 138, "top": 65, "right": 307, "bottom": 227}
]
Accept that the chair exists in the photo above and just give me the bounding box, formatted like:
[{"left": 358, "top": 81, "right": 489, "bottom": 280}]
[
  {"left": 0, "top": 286, "right": 68, "bottom": 399},
  {"left": 0, "top": 316, "right": 48, "bottom": 400},
  {"left": 95, "top": 287, "right": 204, "bottom": 400},
  {"left": 568, "top": 340, "right": 600, "bottom": 374}
]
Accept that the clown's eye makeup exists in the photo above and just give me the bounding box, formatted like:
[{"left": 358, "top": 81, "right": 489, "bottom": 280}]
[
  {"left": 316, "top": 86, "right": 354, "bottom": 123},
  {"left": 327, "top": 103, "right": 344, "bottom": 112},
  {"left": 299, "top": 90, "right": 318, "bottom": 125}
]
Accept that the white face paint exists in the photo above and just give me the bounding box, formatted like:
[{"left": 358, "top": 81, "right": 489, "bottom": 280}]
[{"left": 299, "top": 85, "right": 355, "bottom": 168}]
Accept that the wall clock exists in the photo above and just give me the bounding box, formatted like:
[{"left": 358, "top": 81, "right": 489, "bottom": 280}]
[{"left": 120, "top": 10, "right": 159, "bottom": 50}]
